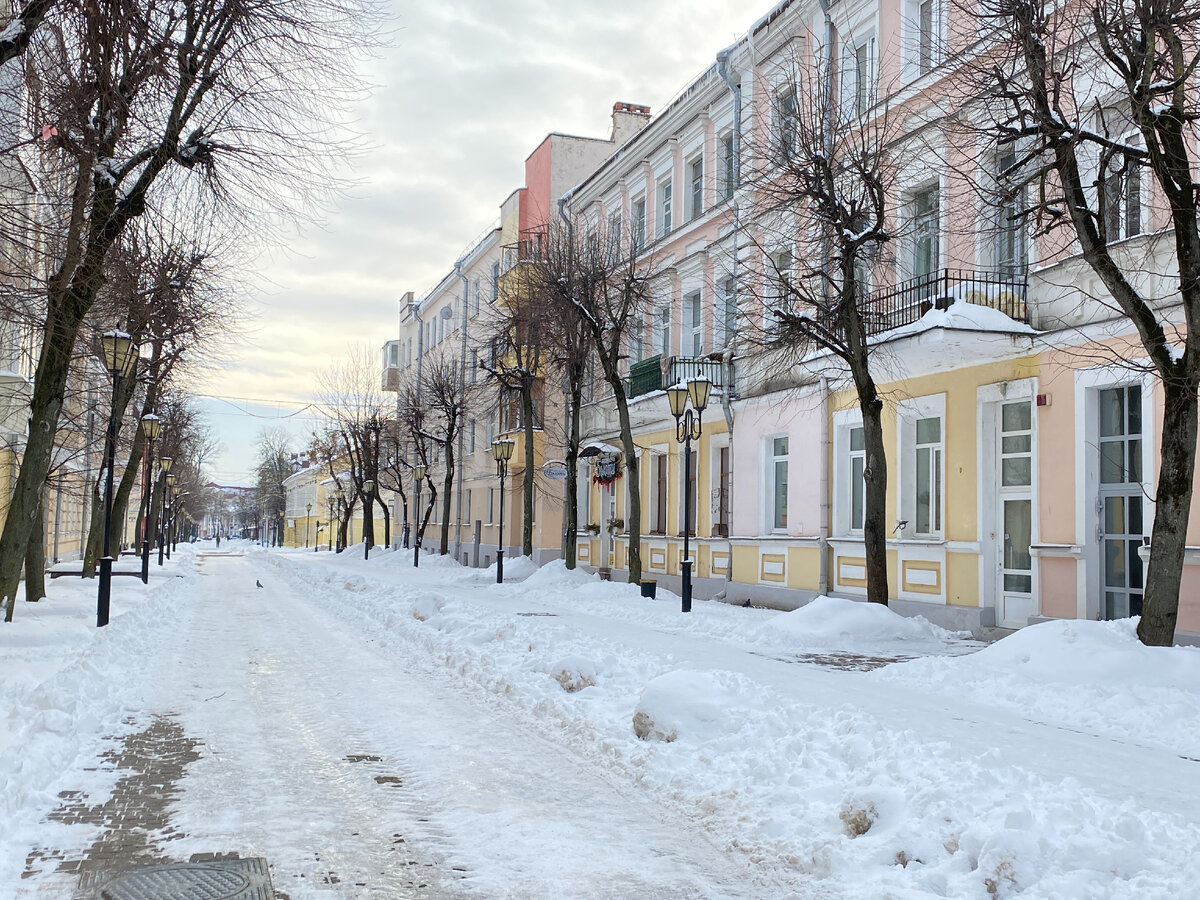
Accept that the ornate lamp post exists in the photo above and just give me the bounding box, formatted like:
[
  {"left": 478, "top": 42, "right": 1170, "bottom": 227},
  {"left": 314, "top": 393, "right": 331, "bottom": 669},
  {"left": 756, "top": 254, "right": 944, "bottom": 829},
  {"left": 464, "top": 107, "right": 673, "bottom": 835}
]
[
  {"left": 363, "top": 480, "right": 374, "bottom": 560},
  {"left": 305, "top": 502, "right": 312, "bottom": 548},
  {"left": 139, "top": 413, "right": 161, "bottom": 584},
  {"left": 157, "top": 459, "right": 173, "bottom": 566},
  {"left": 97, "top": 330, "right": 137, "bottom": 627},
  {"left": 666, "top": 374, "right": 711, "bottom": 613},
  {"left": 412, "top": 463, "right": 426, "bottom": 567},
  {"left": 491, "top": 437, "right": 515, "bottom": 584}
]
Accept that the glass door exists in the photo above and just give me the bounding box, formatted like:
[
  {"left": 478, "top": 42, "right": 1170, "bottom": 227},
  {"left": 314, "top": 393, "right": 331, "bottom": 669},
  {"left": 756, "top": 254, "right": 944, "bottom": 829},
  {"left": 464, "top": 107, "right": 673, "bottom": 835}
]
[
  {"left": 998, "top": 401, "right": 1033, "bottom": 626},
  {"left": 1098, "top": 386, "right": 1144, "bottom": 619}
]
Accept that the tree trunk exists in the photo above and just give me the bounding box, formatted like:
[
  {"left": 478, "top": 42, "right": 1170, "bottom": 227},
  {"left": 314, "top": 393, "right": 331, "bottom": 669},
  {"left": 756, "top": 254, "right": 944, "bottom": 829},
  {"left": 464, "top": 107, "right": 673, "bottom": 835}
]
[
  {"left": 563, "top": 377, "right": 583, "bottom": 569},
  {"left": 440, "top": 438, "right": 455, "bottom": 555},
  {"left": 611, "top": 381, "right": 641, "bottom": 584},
  {"left": 1, "top": 295, "right": 87, "bottom": 621},
  {"left": 521, "top": 380, "right": 535, "bottom": 558},
  {"left": 377, "top": 494, "right": 391, "bottom": 549},
  {"left": 860, "top": 392, "right": 890, "bottom": 605},
  {"left": 24, "top": 496, "right": 46, "bottom": 602},
  {"left": 81, "top": 481, "right": 104, "bottom": 577},
  {"left": 1139, "top": 378, "right": 1199, "bottom": 645}
]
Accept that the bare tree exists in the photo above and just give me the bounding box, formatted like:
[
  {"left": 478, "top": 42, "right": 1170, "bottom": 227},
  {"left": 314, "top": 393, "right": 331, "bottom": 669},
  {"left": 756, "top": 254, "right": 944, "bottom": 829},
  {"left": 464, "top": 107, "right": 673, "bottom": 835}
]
[
  {"left": 255, "top": 427, "right": 293, "bottom": 546},
  {"left": 0, "top": 0, "right": 57, "bottom": 69},
  {"left": 0, "top": 0, "right": 379, "bottom": 615},
  {"left": 481, "top": 255, "right": 551, "bottom": 559},
  {"left": 972, "top": 0, "right": 1200, "bottom": 644},
  {"left": 560, "top": 215, "right": 665, "bottom": 585},
  {"left": 741, "top": 49, "right": 909, "bottom": 605},
  {"left": 417, "top": 352, "right": 468, "bottom": 556}
]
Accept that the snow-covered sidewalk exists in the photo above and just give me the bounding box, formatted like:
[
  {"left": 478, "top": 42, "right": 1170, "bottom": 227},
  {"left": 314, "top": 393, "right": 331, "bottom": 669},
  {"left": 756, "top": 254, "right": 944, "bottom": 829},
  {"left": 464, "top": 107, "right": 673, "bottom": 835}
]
[{"left": 3, "top": 543, "right": 1199, "bottom": 898}]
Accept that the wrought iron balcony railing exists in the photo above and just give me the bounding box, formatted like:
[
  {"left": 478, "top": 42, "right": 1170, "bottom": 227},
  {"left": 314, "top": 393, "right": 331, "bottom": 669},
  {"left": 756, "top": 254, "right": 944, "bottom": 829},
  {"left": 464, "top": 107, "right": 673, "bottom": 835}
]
[
  {"left": 626, "top": 354, "right": 736, "bottom": 400},
  {"left": 863, "top": 268, "right": 1028, "bottom": 335}
]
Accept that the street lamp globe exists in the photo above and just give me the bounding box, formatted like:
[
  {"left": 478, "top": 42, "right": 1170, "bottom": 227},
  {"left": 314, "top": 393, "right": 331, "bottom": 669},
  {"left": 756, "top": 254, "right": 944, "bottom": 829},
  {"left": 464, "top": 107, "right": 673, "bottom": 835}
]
[
  {"left": 688, "top": 374, "right": 713, "bottom": 412},
  {"left": 160, "top": 455, "right": 173, "bottom": 474},
  {"left": 492, "top": 437, "right": 515, "bottom": 463},
  {"left": 141, "top": 413, "right": 161, "bottom": 440},
  {"left": 101, "top": 330, "right": 137, "bottom": 377},
  {"left": 413, "top": 463, "right": 426, "bottom": 481},
  {"left": 666, "top": 383, "right": 689, "bottom": 419}
]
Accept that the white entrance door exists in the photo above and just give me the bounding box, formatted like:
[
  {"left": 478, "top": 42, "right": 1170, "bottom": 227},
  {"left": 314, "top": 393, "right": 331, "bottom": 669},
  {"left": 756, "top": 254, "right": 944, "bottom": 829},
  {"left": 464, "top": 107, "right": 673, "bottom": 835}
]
[{"left": 997, "top": 400, "right": 1034, "bottom": 628}]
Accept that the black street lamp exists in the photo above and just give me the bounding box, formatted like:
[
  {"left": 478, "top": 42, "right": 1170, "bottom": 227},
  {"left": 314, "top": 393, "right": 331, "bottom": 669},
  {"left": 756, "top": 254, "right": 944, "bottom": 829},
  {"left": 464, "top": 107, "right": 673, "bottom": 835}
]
[
  {"left": 412, "top": 463, "right": 426, "bottom": 566},
  {"left": 666, "top": 374, "right": 712, "bottom": 613},
  {"left": 170, "top": 488, "right": 186, "bottom": 556},
  {"left": 363, "top": 480, "right": 374, "bottom": 560},
  {"left": 491, "top": 437, "right": 515, "bottom": 584},
  {"left": 97, "top": 330, "right": 137, "bottom": 627},
  {"left": 305, "top": 502, "right": 312, "bottom": 548},
  {"left": 139, "top": 413, "right": 160, "bottom": 584},
  {"left": 159, "top": 468, "right": 175, "bottom": 565}
]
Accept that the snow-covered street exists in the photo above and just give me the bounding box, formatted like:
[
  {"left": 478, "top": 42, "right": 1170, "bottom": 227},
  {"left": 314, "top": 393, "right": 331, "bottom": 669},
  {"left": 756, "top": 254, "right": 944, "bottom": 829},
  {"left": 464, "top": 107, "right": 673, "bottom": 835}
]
[{"left": 4, "top": 543, "right": 1200, "bottom": 898}]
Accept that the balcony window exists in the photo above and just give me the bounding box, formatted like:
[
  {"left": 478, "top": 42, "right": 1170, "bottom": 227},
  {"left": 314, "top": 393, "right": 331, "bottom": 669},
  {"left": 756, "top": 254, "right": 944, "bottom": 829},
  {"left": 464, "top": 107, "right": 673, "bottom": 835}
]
[
  {"left": 689, "top": 156, "right": 704, "bottom": 221},
  {"left": 685, "top": 289, "right": 702, "bottom": 356},
  {"left": 911, "top": 184, "right": 940, "bottom": 282}
]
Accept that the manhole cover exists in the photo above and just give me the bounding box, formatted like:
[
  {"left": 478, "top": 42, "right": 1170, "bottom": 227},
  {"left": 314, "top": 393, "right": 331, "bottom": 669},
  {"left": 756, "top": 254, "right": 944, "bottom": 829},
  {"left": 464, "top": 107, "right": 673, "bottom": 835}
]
[{"left": 81, "top": 857, "right": 272, "bottom": 899}]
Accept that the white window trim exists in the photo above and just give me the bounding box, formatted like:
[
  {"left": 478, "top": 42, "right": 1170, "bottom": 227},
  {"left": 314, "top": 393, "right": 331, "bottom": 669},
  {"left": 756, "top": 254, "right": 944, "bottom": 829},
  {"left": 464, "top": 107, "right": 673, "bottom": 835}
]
[
  {"left": 762, "top": 434, "right": 790, "bottom": 534},
  {"left": 897, "top": 393, "right": 946, "bottom": 540},
  {"left": 832, "top": 408, "right": 865, "bottom": 537}
]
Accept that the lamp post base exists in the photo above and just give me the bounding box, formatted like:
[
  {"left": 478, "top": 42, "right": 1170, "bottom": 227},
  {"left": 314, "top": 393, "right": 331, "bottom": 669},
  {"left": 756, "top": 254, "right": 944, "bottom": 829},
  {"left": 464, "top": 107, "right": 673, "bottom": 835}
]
[
  {"left": 496, "top": 549, "right": 505, "bottom": 584},
  {"left": 141, "top": 540, "right": 149, "bottom": 584},
  {"left": 681, "top": 559, "right": 693, "bottom": 613}
]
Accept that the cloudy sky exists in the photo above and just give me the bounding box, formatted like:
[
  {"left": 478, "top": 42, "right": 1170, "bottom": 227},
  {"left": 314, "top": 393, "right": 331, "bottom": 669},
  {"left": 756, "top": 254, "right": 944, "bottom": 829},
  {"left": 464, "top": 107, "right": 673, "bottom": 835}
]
[{"left": 194, "top": 0, "right": 757, "bottom": 482}]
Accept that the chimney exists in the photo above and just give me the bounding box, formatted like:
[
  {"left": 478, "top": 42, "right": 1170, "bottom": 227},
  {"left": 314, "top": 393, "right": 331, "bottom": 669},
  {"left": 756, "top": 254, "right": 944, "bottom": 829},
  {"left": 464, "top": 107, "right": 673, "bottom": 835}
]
[{"left": 611, "top": 102, "right": 651, "bottom": 146}]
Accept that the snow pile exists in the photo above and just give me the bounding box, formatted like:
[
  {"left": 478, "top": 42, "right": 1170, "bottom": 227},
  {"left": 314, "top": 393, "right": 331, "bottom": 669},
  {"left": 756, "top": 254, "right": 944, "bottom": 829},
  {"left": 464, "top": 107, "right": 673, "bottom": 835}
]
[
  {"left": 877, "top": 617, "right": 1200, "bottom": 756},
  {"left": 757, "top": 594, "right": 960, "bottom": 652},
  {"left": 522, "top": 559, "right": 599, "bottom": 590},
  {"left": 476, "top": 554, "right": 538, "bottom": 583},
  {"left": 546, "top": 656, "right": 597, "bottom": 693},
  {"left": 632, "top": 669, "right": 763, "bottom": 743}
]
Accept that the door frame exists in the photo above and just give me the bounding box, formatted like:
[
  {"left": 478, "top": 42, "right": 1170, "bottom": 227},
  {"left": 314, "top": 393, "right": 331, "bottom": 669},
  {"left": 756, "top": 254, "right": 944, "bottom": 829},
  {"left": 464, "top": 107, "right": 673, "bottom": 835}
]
[
  {"left": 1073, "top": 366, "right": 1155, "bottom": 621},
  {"left": 977, "top": 378, "right": 1038, "bottom": 627}
]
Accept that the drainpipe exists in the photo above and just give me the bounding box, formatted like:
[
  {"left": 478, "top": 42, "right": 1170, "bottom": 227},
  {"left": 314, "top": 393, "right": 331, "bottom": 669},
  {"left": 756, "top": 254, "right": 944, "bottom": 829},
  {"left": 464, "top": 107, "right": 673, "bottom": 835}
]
[
  {"left": 716, "top": 46, "right": 742, "bottom": 586},
  {"left": 819, "top": 375, "right": 830, "bottom": 595},
  {"left": 453, "top": 258, "right": 470, "bottom": 563}
]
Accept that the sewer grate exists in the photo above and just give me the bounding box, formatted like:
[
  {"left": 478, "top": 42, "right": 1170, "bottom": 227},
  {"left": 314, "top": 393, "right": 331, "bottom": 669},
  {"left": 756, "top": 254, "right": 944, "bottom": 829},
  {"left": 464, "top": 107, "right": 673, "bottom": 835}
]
[{"left": 79, "top": 857, "right": 272, "bottom": 899}]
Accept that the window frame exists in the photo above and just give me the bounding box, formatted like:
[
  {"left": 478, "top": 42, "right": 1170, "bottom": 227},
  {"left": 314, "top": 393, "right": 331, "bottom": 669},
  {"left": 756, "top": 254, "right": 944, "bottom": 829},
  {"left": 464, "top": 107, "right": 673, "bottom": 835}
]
[{"left": 765, "top": 435, "right": 790, "bottom": 533}]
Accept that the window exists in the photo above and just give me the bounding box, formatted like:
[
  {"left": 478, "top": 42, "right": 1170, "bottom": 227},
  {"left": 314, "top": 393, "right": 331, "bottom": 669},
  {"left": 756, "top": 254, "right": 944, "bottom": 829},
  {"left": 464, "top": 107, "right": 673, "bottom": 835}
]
[
  {"left": 914, "top": 416, "right": 942, "bottom": 536},
  {"left": 631, "top": 316, "right": 645, "bottom": 364},
  {"left": 466, "top": 420, "right": 475, "bottom": 454},
  {"left": 911, "top": 184, "right": 940, "bottom": 282},
  {"left": 841, "top": 34, "right": 875, "bottom": 116},
  {"left": 715, "top": 277, "right": 734, "bottom": 348},
  {"left": 905, "top": 0, "right": 942, "bottom": 78},
  {"left": 469, "top": 349, "right": 478, "bottom": 383},
  {"left": 464, "top": 489, "right": 472, "bottom": 523},
  {"left": 855, "top": 41, "right": 871, "bottom": 114},
  {"left": 653, "top": 454, "right": 668, "bottom": 534},
  {"left": 608, "top": 211, "right": 622, "bottom": 261},
  {"left": 685, "top": 290, "right": 702, "bottom": 356},
  {"left": 1102, "top": 148, "right": 1142, "bottom": 243},
  {"left": 769, "top": 437, "right": 789, "bottom": 531},
  {"left": 689, "top": 156, "right": 704, "bottom": 221},
  {"left": 491, "top": 262, "right": 500, "bottom": 301},
  {"left": 771, "top": 249, "right": 793, "bottom": 311},
  {"left": 387, "top": 342, "right": 398, "bottom": 367},
  {"left": 849, "top": 426, "right": 865, "bottom": 532},
  {"left": 994, "top": 148, "right": 1027, "bottom": 275},
  {"left": 632, "top": 197, "right": 647, "bottom": 252},
  {"left": 918, "top": 0, "right": 935, "bottom": 73},
  {"left": 472, "top": 279, "right": 481, "bottom": 316},
  {"left": 658, "top": 179, "right": 673, "bottom": 237},
  {"left": 777, "top": 87, "right": 797, "bottom": 162},
  {"left": 655, "top": 304, "right": 671, "bottom": 356},
  {"left": 721, "top": 133, "right": 737, "bottom": 200}
]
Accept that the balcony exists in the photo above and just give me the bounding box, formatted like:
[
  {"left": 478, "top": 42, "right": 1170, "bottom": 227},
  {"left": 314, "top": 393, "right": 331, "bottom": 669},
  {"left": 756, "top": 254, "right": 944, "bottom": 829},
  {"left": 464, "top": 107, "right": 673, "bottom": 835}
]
[
  {"left": 863, "top": 268, "right": 1028, "bottom": 336},
  {"left": 626, "top": 354, "right": 736, "bottom": 400}
]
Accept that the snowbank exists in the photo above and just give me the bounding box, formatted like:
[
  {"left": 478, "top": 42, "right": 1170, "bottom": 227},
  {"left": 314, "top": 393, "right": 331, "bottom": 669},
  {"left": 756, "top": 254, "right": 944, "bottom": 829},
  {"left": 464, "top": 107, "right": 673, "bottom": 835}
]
[
  {"left": 757, "top": 594, "right": 960, "bottom": 651},
  {"left": 876, "top": 617, "right": 1200, "bottom": 756}
]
